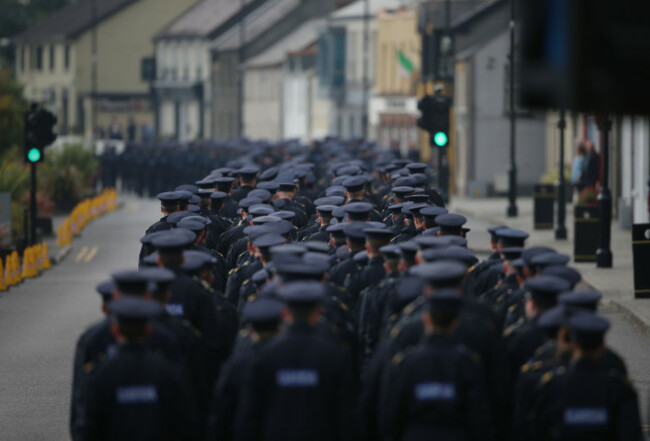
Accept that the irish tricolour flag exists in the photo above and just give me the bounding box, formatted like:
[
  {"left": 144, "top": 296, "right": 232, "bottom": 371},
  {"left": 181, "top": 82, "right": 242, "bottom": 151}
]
[{"left": 396, "top": 49, "right": 414, "bottom": 79}]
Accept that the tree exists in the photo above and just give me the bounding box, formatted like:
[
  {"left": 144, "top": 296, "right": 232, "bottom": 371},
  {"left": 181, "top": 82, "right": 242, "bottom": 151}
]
[{"left": 0, "top": 68, "right": 28, "bottom": 161}]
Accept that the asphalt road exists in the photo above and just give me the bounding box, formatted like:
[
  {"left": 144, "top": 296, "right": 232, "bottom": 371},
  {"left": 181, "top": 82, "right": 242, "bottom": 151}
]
[
  {"left": 0, "top": 197, "right": 149, "bottom": 441},
  {"left": 0, "top": 198, "right": 648, "bottom": 439}
]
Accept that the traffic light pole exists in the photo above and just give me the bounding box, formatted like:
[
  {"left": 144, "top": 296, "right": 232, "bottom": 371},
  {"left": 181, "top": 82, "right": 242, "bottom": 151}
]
[
  {"left": 30, "top": 163, "right": 37, "bottom": 246},
  {"left": 506, "top": 0, "right": 518, "bottom": 217}
]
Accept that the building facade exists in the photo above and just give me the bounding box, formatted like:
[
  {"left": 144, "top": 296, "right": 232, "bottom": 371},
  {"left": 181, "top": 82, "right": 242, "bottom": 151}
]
[
  {"left": 14, "top": 0, "right": 199, "bottom": 139},
  {"left": 369, "top": 7, "right": 420, "bottom": 157},
  {"left": 153, "top": 0, "right": 268, "bottom": 141},
  {"left": 453, "top": 0, "right": 546, "bottom": 197},
  {"left": 210, "top": 0, "right": 337, "bottom": 140}
]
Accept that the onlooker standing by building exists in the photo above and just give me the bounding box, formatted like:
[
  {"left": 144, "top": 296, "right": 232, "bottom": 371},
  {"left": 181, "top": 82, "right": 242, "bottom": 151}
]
[{"left": 571, "top": 142, "right": 586, "bottom": 190}]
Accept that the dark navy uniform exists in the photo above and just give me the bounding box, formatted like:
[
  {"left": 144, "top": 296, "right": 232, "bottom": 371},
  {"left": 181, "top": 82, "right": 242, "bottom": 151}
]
[
  {"left": 234, "top": 282, "right": 357, "bottom": 441},
  {"left": 76, "top": 298, "right": 198, "bottom": 441},
  {"left": 532, "top": 358, "right": 641, "bottom": 441}
]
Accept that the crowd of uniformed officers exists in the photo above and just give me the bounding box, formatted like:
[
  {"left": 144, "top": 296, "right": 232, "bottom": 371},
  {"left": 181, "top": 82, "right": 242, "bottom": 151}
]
[{"left": 73, "top": 138, "right": 644, "bottom": 441}]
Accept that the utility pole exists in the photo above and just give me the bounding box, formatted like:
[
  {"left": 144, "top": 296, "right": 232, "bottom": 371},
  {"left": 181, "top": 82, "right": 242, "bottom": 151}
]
[
  {"left": 506, "top": 0, "right": 518, "bottom": 217},
  {"left": 91, "top": 0, "right": 98, "bottom": 141},
  {"left": 596, "top": 116, "right": 613, "bottom": 268},
  {"left": 555, "top": 109, "right": 567, "bottom": 239},
  {"left": 238, "top": 0, "right": 246, "bottom": 138},
  {"left": 361, "top": 0, "right": 370, "bottom": 139}
]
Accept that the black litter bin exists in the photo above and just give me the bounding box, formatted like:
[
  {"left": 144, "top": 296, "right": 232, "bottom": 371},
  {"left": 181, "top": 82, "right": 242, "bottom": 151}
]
[
  {"left": 573, "top": 205, "right": 599, "bottom": 262},
  {"left": 632, "top": 223, "right": 650, "bottom": 299},
  {"left": 533, "top": 184, "right": 555, "bottom": 229}
]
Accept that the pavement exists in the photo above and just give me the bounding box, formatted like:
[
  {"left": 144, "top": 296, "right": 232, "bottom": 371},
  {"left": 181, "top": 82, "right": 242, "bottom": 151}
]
[{"left": 450, "top": 196, "right": 646, "bottom": 328}]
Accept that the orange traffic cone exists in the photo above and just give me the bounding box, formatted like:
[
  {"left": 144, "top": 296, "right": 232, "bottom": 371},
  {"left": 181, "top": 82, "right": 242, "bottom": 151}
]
[{"left": 42, "top": 243, "right": 52, "bottom": 270}]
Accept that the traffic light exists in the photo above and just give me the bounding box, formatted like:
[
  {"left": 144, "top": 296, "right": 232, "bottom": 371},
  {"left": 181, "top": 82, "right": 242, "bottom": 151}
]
[
  {"left": 417, "top": 94, "right": 451, "bottom": 147},
  {"left": 431, "top": 95, "right": 451, "bottom": 147},
  {"left": 24, "top": 105, "right": 57, "bottom": 164}
]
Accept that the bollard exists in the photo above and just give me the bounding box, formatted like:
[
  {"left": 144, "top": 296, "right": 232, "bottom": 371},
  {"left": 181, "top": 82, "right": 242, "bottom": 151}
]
[
  {"left": 574, "top": 205, "right": 599, "bottom": 262},
  {"left": 533, "top": 184, "right": 555, "bottom": 230}
]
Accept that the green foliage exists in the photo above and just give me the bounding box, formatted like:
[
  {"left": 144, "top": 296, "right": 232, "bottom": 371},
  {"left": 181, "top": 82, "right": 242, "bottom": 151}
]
[
  {"left": 38, "top": 144, "right": 98, "bottom": 205},
  {"left": 0, "top": 69, "right": 28, "bottom": 161},
  {"left": 0, "top": 160, "right": 30, "bottom": 240},
  {"left": 0, "top": 160, "right": 30, "bottom": 201}
]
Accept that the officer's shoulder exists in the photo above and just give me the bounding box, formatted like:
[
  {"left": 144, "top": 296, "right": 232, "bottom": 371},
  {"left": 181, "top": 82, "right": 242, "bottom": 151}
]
[
  {"left": 456, "top": 344, "right": 482, "bottom": 364},
  {"left": 503, "top": 317, "right": 525, "bottom": 338},
  {"left": 541, "top": 365, "right": 567, "bottom": 385}
]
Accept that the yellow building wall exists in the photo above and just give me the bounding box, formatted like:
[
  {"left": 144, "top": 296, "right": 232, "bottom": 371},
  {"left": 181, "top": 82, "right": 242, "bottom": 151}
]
[
  {"left": 375, "top": 8, "right": 420, "bottom": 96},
  {"left": 75, "top": 0, "right": 198, "bottom": 93}
]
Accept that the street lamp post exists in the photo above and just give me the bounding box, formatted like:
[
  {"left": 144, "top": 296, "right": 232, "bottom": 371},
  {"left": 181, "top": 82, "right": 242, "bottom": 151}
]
[
  {"left": 361, "top": 0, "right": 369, "bottom": 139},
  {"left": 506, "top": 0, "right": 518, "bottom": 217},
  {"left": 238, "top": 0, "right": 246, "bottom": 138},
  {"left": 91, "top": 0, "right": 98, "bottom": 141},
  {"left": 596, "top": 116, "right": 613, "bottom": 268},
  {"left": 555, "top": 108, "right": 567, "bottom": 239}
]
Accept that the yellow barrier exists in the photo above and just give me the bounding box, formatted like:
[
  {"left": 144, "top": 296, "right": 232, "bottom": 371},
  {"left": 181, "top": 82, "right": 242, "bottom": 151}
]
[
  {"left": 12, "top": 251, "right": 21, "bottom": 284},
  {"left": 42, "top": 243, "right": 52, "bottom": 270},
  {"left": 0, "top": 258, "right": 6, "bottom": 291},
  {"left": 5, "top": 255, "right": 13, "bottom": 287}
]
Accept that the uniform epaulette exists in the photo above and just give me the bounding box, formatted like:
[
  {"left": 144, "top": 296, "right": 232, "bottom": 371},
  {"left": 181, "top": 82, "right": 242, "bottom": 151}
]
[
  {"left": 193, "top": 328, "right": 202, "bottom": 338},
  {"left": 340, "top": 303, "right": 349, "bottom": 311},
  {"left": 238, "top": 328, "right": 250, "bottom": 338},
  {"left": 467, "top": 265, "right": 477, "bottom": 274},
  {"left": 391, "top": 352, "right": 405, "bottom": 365},
  {"left": 83, "top": 361, "right": 95, "bottom": 374},
  {"left": 540, "top": 371, "right": 553, "bottom": 384},
  {"left": 247, "top": 294, "right": 255, "bottom": 303},
  {"left": 503, "top": 319, "right": 522, "bottom": 338},
  {"left": 390, "top": 325, "right": 402, "bottom": 339},
  {"left": 242, "top": 279, "right": 250, "bottom": 286},
  {"left": 508, "top": 304, "right": 517, "bottom": 313}
]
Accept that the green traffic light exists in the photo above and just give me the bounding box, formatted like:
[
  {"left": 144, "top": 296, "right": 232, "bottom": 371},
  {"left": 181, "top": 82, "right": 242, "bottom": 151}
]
[
  {"left": 27, "top": 148, "right": 41, "bottom": 162},
  {"left": 433, "top": 132, "right": 448, "bottom": 147}
]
